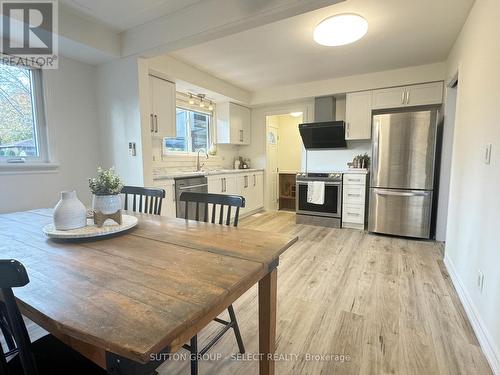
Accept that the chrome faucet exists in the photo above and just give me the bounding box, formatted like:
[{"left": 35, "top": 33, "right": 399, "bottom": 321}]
[{"left": 196, "top": 148, "right": 209, "bottom": 171}]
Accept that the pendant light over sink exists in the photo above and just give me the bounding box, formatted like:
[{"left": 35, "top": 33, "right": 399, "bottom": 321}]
[{"left": 313, "top": 13, "right": 368, "bottom": 46}]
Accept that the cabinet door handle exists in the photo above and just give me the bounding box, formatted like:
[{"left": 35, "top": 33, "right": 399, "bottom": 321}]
[
  {"left": 244, "top": 176, "right": 248, "bottom": 188},
  {"left": 155, "top": 115, "right": 159, "bottom": 133},
  {"left": 347, "top": 212, "right": 361, "bottom": 216},
  {"left": 406, "top": 91, "right": 410, "bottom": 104},
  {"left": 172, "top": 184, "right": 176, "bottom": 202},
  {"left": 346, "top": 123, "right": 350, "bottom": 138},
  {"left": 253, "top": 174, "right": 256, "bottom": 187},
  {"left": 348, "top": 193, "right": 361, "bottom": 197},
  {"left": 401, "top": 91, "right": 405, "bottom": 104},
  {"left": 150, "top": 114, "right": 154, "bottom": 132},
  {"left": 348, "top": 178, "right": 361, "bottom": 182},
  {"left": 239, "top": 129, "right": 243, "bottom": 142}
]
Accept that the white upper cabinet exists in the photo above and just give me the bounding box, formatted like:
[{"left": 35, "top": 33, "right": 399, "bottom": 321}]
[
  {"left": 217, "top": 102, "right": 251, "bottom": 145},
  {"left": 149, "top": 75, "right": 176, "bottom": 138},
  {"left": 405, "top": 83, "right": 444, "bottom": 106},
  {"left": 371, "top": 87, "right": 406, "bottom": 109},
  {"left": 345, "top": 91, "right": 373, "bottom": 140},
  {"left": 372, "top": 82, "right": 443, "bottom": 110}
]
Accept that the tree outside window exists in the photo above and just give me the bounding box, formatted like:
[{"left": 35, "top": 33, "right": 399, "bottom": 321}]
[{"left": 0, "top": 63, "right": 40, "bottom": 158}]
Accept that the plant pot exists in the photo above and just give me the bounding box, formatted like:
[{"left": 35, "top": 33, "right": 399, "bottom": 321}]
[
  {"left": 53, "top": 191, "right": 87, "bottom": 230},
  {"left": 92, "top": 194, "right": 122, "bottom": 215}
]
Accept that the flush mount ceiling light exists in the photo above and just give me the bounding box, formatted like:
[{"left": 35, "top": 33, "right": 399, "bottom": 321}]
[
  {"left": 290, "top": 112, "right": 303, "bottom": 117},
  {"left": 313, "top": 13, "right": 368, "bottom": 46}
]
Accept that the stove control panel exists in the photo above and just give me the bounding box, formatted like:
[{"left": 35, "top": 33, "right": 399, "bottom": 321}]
[{"left": 328, "top": 173, "right": 342, "bottom": 179}]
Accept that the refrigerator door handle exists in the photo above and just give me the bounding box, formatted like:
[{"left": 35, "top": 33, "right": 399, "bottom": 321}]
[
  {"left": 371, "top": 118, "right": 380, "bottom": 186},
  {"left": 375, "top": 190, "right": 431, "bottom": 197}
]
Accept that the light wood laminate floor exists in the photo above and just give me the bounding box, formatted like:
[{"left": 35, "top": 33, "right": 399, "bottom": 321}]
[{"left": 2, "top": 211, "right": 492, "bottom": 374}]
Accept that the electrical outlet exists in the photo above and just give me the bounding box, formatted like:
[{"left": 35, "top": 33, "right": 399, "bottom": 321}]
[
  {"left": 484, "top": 144, "right": 492, "bottom": 164},
  {"left": 477, "top": 270, "right": 485, "bottom": 293}
]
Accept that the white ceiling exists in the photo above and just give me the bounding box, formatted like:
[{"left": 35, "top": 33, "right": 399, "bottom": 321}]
[
  {"left": 170, "top": 0, "right": 474, "bottom": 91},
  {"left": 60, "top": 0, "right": 206, "bottom": 31}
]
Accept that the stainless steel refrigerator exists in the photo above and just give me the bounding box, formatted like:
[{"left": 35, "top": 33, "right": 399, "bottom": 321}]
[{"left": 368, "top": 107, "right": 440, "bottom": 239}]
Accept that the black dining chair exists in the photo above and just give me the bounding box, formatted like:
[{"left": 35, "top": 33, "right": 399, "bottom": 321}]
[
  {"left": 0, "top": 302, "right": 16, "bottom": 360},
  {"left": 121, "top": 186, "right": 166, "bottom": 215},
  {"left": 0, "top": 259, "right": 106, "bottom": 375},
  {"left": 179, "top": 192, "right": 246, "bottom": 375}
]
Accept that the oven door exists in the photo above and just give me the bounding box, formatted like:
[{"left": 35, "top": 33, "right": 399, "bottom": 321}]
[{"left": 296, "top": 181, "right": 342, "bottom": 218}]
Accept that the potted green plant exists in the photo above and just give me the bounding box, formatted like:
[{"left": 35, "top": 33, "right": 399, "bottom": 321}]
[{"left": 89, "top": 167, "right": 123, "bottom": 214}]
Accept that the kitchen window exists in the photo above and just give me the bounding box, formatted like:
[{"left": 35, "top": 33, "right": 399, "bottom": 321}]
[
  {"left": 164, "top": 107, "right": 211, "bottom": 153},
  {"left": 0, "top": 61, "right": 47, "bottom": 164}
]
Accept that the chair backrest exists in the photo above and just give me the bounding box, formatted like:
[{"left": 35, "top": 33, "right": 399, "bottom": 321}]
[
  {"left": 179, "top": 192, "right": 245, "bottom": 227},
  {"left": 121, "top": 186, "right": 165, "bottom": 215},
  {"left": 0, "top": 260, "right": 38, "bottom": 375}
]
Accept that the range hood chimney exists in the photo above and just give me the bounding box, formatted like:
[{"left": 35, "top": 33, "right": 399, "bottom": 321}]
[{"left": 314, "top": 96, "right": 337, "bottom": 122}]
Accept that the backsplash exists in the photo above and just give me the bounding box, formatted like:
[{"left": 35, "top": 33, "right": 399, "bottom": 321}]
[
  {"left": 302, "top": 140, "right": 372, "bottom": 172},
  {"left": 151, "top": 139, "right": 240, "bottom": 176}
]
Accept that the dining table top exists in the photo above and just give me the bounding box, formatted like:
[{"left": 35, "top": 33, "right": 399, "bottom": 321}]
[{"left": 0, "top": 209, "right": 298, "bottom": 367}]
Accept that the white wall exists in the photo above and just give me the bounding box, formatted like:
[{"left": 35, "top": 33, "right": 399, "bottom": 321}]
[
  {"left": 96, "top": 56, "right": 146, "bottom": 187},
  {"left": 0, "top": 56, "right": 101, "bottom": 213},
  {"left": 444, "top": 0, "right": 500, "bottom": 373},
  {"left": 277, "top": 115, "right": 302, "bottom": 173},
  {"left": 251, "top": 62, "right": 447, "bottom": 105},
  {"left": 148, "top": 55, "right": 251, "bottom": 104},
  {"left": 436, "top": 84, "right": 457, "bottom": 241},
  {"left": 303, "top": 141, "right": 372, "bottom": 172}
]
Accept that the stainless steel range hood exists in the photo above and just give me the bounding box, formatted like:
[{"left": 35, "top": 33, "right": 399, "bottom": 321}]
[{"left": 299, "top": 96, "right": 347, "bottom": 149}]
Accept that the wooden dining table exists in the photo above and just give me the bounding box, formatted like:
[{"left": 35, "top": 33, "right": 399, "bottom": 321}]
[{"left": 0, "top": 209, "right": 298, "bottom": 375}]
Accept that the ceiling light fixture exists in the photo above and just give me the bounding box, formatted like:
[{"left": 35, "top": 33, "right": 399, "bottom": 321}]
[
  {"left": 198, "top": 94, "right": 206, "bottom": 108},
  {"left": 208, "top": 101, "right": 214, "bottom": 111},
  {"left": 290, "top": 112, "right": 303, "bottom": 118},
  {"left": 313, "top": 13, "right": 368, "bottom": 46}
]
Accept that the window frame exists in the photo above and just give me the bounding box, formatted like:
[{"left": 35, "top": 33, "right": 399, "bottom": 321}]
[
  {"left": 163, "top": 104, "right": 213, "bottom": 156},
  {"left": 0, "top": 59, "right": 49, "bottom": 166}
]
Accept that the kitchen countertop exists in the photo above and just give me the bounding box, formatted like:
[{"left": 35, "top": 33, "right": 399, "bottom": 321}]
[
  {"left": 153, "top": 168, "right": 265, "bottom": 181},
  {"left": 341, "top": 168, "right": 369, "bottom": 174}
]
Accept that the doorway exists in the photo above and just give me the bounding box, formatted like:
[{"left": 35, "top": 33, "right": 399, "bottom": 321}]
[{"left": 265, "top": 113, "right": 303, "bottom": 211}]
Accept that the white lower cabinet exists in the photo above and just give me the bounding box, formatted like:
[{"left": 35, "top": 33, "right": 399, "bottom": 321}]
[
  {"left": 208, "top": 174, "right": 238, "bottom": 220},
  {"left": 342, "top": 173, "right": 368, "bottom": 230},
  {"left": 154, "top": 171, "right": 264, "bottom": 219},
  {"left": 153, "top": 180, "right": 176, "bottom": 218},
  {"left": 209, "top": 171, "right": 264, "bottom": 217}
]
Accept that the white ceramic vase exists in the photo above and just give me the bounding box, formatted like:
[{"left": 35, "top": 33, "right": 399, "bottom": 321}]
[
  {"left": 92, "top": 194, "right": 122, "bottom": 215},
  {"left": 53, "top": 191, "right": 87, "bottom": 230}
]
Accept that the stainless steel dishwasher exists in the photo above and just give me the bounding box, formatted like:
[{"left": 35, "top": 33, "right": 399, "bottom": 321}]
[{"left": 175, "top": 175, "right": 208, "bottom": 219}]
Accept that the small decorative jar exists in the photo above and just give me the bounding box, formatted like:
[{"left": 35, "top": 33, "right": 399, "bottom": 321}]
[
  {"left": 92, "top": 194, "right": 122, "bottom": 215},
  {"left": 53, "top": 191, "right": 87, "bottom": 230}
]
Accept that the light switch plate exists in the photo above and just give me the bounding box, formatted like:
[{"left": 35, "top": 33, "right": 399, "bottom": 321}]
[
  {"left": 128, "top": 142, "right": 136, "bottom": 157},
  {"left": 484, "top": 144, "right": 492, "bottom": 164}
]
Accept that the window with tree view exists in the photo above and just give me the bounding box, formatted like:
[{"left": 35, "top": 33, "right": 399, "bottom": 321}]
[
  {"left": 0, "top": 63, "right": 43, "bottom": 161},
  {"left": 164, "top": 108, "right": 210, "bottom": 153}
]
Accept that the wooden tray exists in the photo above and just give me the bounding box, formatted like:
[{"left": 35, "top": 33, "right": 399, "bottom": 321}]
[{"left": 43, "top": 215, "right": 138, "bottom": 239}]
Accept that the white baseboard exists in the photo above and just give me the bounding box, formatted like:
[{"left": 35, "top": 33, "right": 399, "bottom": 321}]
[{"left": 444, "top": 255, "right": 500, "bottom": 374}]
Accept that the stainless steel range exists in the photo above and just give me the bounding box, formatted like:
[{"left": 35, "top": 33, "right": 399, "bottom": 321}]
[{"left": 296, "top": 172, "right": 343, "bottom": 227}]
